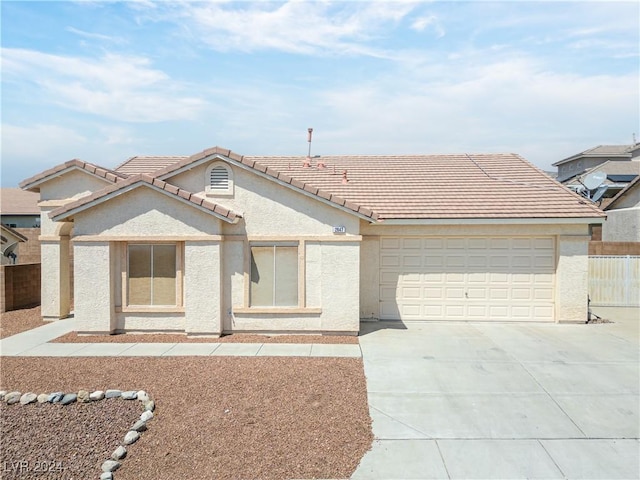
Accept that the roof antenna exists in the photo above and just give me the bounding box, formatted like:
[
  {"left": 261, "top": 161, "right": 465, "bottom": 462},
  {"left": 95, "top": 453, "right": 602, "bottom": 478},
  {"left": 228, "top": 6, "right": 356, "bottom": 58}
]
[
  {"left": 633, "top": 132, "right": 637, "bottom": 144},
  {"left": 304, "top": 128, "right": 313, "bottom": 168}
]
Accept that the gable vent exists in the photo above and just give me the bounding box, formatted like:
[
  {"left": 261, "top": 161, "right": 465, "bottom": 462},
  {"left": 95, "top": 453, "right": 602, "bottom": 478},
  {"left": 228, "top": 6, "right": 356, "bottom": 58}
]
[{"left": 209, "top": 166, "right": 229, "bottom": 191}]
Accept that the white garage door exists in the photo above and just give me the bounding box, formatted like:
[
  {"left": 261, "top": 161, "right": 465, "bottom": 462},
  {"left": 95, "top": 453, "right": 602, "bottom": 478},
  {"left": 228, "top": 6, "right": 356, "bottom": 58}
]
[{"left": 380, "top": 237, "right": 555, "bottom": 322}]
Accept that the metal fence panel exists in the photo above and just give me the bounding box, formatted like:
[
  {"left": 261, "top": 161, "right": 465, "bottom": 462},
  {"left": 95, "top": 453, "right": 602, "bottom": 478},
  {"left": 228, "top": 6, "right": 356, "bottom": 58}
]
[{"left": 589, "top": 256, "right": 640, "bottom": 307}]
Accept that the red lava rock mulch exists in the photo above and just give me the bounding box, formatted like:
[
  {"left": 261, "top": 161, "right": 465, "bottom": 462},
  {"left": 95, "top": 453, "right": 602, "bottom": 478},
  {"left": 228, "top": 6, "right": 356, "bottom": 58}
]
[
  {"left": 52, "top": 331, "right": 359, "bottom": 344},
  {"left": 0, "top": 356, "right": 373, "bottom": 480}
]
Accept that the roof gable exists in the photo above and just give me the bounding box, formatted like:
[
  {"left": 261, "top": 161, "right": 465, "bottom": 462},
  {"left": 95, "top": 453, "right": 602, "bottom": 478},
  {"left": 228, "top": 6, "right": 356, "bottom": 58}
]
[
  {"left": 19, "top": 159, "right": 126, "bottom": 192},
  {"left": 154, "top": 147, "right": 378, "bottom": 221},
  {"left": 605, "top": 176, "right": 640, "bottom": 210},
  {"left": 49, "top": 174, "right": 241, "bottom": 224}
]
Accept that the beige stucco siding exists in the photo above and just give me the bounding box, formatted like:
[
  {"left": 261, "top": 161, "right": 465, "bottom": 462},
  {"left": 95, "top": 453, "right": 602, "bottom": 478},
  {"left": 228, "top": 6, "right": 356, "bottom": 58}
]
[
  {"left": 72, "top": 187, "right": 223, "bottom": 237},
  {"left": 74, "top": 242, "right": 114, "bottom": 333},
  {"left": 184, "top": 241, "right": 222, "bottom": 335},
  {"left": 39, "top": 169, "right": 112, "bottom": 202},
  {"left": 602, "top": 208, "right": 640, "bottom": 242},
  {"left": 166, "top": 161, "right": 361, "bottom": 236}
]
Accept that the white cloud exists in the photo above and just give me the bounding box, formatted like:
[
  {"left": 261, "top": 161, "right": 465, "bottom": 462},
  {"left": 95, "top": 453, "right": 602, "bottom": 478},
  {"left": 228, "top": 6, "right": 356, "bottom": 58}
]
[
  {"left": 139, "top": 1, "right": 418, "bottom": 56},
  {"left": 1, "top": 48, "right": 206, "bottom": 122},
  {"left": 410, "top": 15, "right": 445, "bottom": 37},
  {"left": 65, "top": 26, "right": 125, "bottom": 43}
]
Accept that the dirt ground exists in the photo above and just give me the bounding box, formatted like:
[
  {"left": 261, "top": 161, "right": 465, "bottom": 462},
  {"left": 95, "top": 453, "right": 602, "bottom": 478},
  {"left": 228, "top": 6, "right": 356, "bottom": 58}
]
[{"left": 0, "top": 356, "right": 373, "bottom": 480}]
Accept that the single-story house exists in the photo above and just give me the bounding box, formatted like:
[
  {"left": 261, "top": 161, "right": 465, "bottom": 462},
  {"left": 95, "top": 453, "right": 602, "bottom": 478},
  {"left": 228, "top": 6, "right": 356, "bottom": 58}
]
[{"left": 20, "top": 147, "right": 605, "bottom": 335}]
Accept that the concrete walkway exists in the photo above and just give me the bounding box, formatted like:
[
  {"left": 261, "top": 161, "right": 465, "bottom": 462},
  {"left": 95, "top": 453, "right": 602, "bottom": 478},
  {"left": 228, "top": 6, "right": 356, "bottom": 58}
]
[
  {"left": 0, "top": 322, "right": 361, "bottom": 358},
  {"left": 352, "top": 316, "right": 640, "bottom": 480}
]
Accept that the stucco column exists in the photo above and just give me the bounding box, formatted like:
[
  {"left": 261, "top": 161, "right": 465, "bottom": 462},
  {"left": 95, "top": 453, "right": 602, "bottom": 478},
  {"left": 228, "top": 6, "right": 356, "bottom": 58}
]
[
  {"left": 184, "top": 241, "right": 222, "bottom": 335},
  {"left": 73, "top": 241, "right": 115, "bottom": 333},
  {"left": 555, "top": 235, "right": 590, "bottom": 322},
  {"left": 40, "top": 236, "right": 71, "bottom": 320}
]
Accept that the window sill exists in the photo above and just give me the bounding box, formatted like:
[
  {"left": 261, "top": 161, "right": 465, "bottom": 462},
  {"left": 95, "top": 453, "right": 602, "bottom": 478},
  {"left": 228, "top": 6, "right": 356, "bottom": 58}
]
[
  {"left": 117, "top": 306, "right": 185, "bottom": 313},
  {"left": 232, "top": 307, "right": 322, "bottom": 315}
]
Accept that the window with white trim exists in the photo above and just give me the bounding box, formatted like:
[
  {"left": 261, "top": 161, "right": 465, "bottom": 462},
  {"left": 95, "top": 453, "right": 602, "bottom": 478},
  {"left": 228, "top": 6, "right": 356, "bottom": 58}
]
[
  {"left": 205, "top": 162, "right": 233, "bottom": 196},
  {"left": 127, "top": 244, "right": 178, "bottom": 306},
  {"left": 250, "top": 244, "right": 298, "bottom": 307}
]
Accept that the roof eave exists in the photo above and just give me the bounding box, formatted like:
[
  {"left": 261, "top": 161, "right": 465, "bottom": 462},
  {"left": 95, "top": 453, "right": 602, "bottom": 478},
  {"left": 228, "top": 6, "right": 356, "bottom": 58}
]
[
  {"left": 50, "top": 182, "right": 240, "bottom": 224},
  {"left": 376, "top": 216, "right": 606, "bottom": 225}
]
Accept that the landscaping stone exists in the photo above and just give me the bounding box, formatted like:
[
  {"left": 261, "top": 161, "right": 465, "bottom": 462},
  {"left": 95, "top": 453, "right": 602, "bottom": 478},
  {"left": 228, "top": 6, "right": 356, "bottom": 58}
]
[
  {"left": 121, "top": 390, "right": 138, "bottom": 400},
  {"left": 5, "top": 386, "right": 155, "bottom": 479},
  {"left": 60, "top": 393, "right": 77, "bottom": 405},
  {"left": 90, "top": 390, "right": 105, "bottom": 401},
  {"left": 5, "top": 392, "right": 21, "bottom": 404},
  {"left": 48, "top": 392, "right": 64, "bottom": 403},
  {"left": 19, "top": 392, "right": 37, "bottom": 405},
  {"left": 123, "top": 430, "right": 140, "bottom": 445},
  {"left": 77, "top": 390, "right": 91, "bottom": 403},
  {"left": 105, "top": 389, "right": 121, "bottom": 399},
  {"left": 130, "top": 419, "right": 147, "bottom": 432},
  {"left": 111, "top": 445, "right": 127, "bottom": 461},
  {"left": 137, "top": 390, "right": 149, "bottom": 402},
  {"left": 101, "top": 459, "right": 120, "bottom": 472}
]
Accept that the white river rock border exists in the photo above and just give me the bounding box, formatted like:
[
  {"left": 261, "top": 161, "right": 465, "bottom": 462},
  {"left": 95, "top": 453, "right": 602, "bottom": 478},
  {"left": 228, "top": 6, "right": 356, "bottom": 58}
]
[{"left": 0, "top": 388, "right": 155, "bottom": 480}]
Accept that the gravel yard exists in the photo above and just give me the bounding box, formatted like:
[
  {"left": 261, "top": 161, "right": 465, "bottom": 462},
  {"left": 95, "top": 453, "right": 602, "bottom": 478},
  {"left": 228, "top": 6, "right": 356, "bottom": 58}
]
[
  {"left": 0, "top": 356, "right": 372, "bottom": 480},
  {"left": 0, "top": 306, "right": 45, "bottom": 339}
]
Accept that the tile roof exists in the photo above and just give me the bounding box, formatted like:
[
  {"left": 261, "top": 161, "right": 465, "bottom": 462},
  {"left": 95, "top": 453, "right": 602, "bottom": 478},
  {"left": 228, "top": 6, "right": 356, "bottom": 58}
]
[
  {"left": 114, "top": 156, "right": 189, "bottom": 176},
  {"left": 243, "top": 153, "right": 604, "bottom": 219},
  {"left": 0, "top": 188, "right": 40, "bottom": 215},
  {"left": 19, "top": 159, "right": 127, "bottom": 191},
  {"left": 49, "top": 174, "right": 241, "bottom": 223},
  {"left": 553, "top": 143, "right": 640, "bottom": 166}
]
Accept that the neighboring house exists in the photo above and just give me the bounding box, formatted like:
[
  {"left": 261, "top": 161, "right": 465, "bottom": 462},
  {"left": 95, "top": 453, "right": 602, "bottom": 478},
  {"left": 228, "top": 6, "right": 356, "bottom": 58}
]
[
  {"left": 561, "top": 161, "right": 640, "bottom": 208},
  {"left": 554, "top": 143, "right": 640, "bottom": 183},
  {"left": 20, "top": 147, "right": 605, "bottom": 335},
  {"left": 0, "top": 188, "right": 40, "bottom": 228},
  {"left": 0, "top": 188, "right": 41, "bottom": 264},
  {"left": 602, "top": 176, "right": 640, "bottom": 242},
  {"left": 1, "top": 224, "right": 27, "bottom": 265}
]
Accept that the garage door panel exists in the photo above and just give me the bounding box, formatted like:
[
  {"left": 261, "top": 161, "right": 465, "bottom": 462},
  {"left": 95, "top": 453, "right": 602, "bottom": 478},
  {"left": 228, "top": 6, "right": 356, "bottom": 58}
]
[
  {"left": 402, "top": 255, "right": 422, "bottom": 267},
  {"left": 379, "top": 236, "right": 556, "bottom": 322}
]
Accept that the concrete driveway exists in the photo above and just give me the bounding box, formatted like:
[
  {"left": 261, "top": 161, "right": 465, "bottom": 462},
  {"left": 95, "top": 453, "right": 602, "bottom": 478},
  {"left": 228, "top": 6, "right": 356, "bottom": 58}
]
[{"left": 352, "top": 316, "right": 639, "bottom": 480}]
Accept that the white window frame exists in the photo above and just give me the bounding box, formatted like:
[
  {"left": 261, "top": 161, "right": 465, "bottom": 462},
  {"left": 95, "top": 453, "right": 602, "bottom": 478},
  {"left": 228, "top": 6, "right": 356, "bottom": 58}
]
[{"left": 205, "top": 161, "right": 234, "bottom": 196}]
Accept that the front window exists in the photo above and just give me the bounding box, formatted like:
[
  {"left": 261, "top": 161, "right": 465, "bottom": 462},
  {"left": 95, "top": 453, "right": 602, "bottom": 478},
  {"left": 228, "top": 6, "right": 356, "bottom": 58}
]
[
  {"left": 128, "top": 244, "right": 177, "bottom": 306},
  {"left": 250, "top": 244, "right": 298, "bottom": 307}
]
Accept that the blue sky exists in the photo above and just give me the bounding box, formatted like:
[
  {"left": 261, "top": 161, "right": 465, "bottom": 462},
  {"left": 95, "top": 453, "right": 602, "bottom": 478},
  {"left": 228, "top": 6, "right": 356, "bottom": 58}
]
[{"left": 2, "top": 1, "right": 639, "bottom": 187}]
